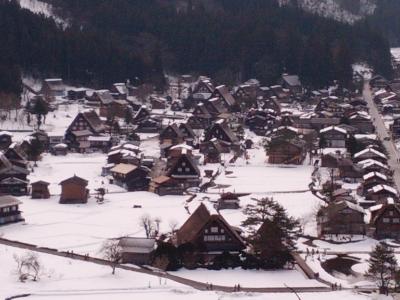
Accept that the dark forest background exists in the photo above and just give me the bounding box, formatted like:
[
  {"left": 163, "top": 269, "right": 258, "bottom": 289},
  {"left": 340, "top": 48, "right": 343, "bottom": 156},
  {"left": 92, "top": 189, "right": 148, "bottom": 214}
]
[{"left": 0, "top": 0, "right": 395, "bottom": 96}]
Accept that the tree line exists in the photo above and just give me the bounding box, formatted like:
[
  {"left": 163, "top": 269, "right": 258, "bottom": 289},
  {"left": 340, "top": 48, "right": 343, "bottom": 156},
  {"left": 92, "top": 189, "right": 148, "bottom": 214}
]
[{"left": 0, "top": 0, "right": 394, "bottom": 98}]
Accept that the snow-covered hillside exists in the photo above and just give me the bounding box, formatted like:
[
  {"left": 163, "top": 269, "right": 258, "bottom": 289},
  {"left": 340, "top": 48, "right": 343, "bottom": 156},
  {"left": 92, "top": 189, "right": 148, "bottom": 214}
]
[
  {"left": 278, "top": 0, "right": 376, "bottom": 24},
  {"left": 16, "top": 0, "right": 67, "bottom": 27}
]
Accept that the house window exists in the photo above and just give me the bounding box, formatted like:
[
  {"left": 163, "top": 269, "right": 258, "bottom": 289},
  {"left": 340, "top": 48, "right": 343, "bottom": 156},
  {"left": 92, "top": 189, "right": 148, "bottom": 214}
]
[
  {"left": 178, "top": 167, "right": 183, "bottom": 172},
  {"left": 389, "top": 211, "right": 394, "bottom": 216},
  {"left": 211, "top": 226, "right": 218, "bottom": 233},
  {"left": 204, "top": 235, "right": 226, "bottom": 242},
  {"left": 182, "top": 162, "right": 186, "bottom": 167},
  {"left": 185, "top": 167, "right": 190, "bottom": 172},
  {"left": 383, "top": 218, "right": 390, "bottom": 223},
  {"left": 393, "top": 218, "right": 400, "bottom": 224}
]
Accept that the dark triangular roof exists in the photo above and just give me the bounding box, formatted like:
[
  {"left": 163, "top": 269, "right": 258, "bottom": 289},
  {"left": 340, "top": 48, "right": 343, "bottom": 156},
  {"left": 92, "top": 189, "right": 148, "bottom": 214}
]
[
  {"left": 205, "top": 121, "right": 239, "bottom": 144},
  {"left": 60, "top": 175, "right": 88, "bottom": 186},
  {"left": 212, "top": 85, "right": 236, "bottom": 107},
  {"left": 193, "top": 103, "right": 212, "bottom": 118},
  {"left": 167, "top": 153, "right": 200, "bottom": 178},
  {"left": 31, "top": 180, "right": 50, "bottom": 186},
  {"left": 160, "top": 123, "right": 184, "bottom": 139},
  {"left": 179, "top": 123, "right": 196, "bottom": 139},
  {"left": 177, "top": 203, "right": 245, "bottom": 246}
]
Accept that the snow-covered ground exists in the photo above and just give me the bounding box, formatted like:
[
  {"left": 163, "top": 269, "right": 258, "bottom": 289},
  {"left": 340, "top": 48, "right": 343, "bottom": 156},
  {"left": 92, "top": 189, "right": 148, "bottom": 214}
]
[
  {"left": 28, "top": 152, "right": 124, "bottom": 195},
  {"left": 0, "top": 246, "right": 377, "bottom": 300},
  {"left": 1, "top": 192, "right": 189, "bottom": 254},
  {"left": 173, "top": 268, "right": 324, "bottom": 288},
  {"left": 0, "top": 244, "right": 186, "bottom": 300}
]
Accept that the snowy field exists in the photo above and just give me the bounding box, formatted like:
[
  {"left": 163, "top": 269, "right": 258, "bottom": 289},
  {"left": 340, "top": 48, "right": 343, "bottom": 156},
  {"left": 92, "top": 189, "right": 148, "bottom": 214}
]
[
  {"left": 0, "top": 245, "right": 377, "bottom": 300},
  {"left": 29, "top": 153, "right": 125, "bottom": 195},
  {"left": 0, "top": 192, "right": 189, "bottom": 254},
  {"left": 173, "top": 268, "right": 324, "bottom": 288},
  {"left": 0, "top": 189, "right": 323, "bottom": 256},
  {"left": 0, "top": 244, "right": 186, "bottom": 300}
]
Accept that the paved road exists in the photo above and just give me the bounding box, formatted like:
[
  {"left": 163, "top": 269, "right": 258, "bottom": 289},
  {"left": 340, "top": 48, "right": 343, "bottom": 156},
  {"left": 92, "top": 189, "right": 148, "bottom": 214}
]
[{"left": 363, "top": 82, "right": 400, "bottom": 191}]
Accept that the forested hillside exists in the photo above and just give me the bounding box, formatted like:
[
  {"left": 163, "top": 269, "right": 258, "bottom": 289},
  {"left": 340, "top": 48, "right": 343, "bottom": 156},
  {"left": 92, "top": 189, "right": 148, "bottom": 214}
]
[{"left": 0, "top": 0, "right": 393, "bottom": 97}]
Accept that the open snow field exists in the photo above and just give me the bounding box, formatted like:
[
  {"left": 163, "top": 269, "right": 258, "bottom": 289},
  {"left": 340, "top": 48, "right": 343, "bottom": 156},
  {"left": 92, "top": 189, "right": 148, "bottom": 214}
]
[
  {"left": 28, "top": 153, "right": 125, "bottom": 195},
  {"left": 0, "top": 244, "right": 186, "bottom": 299},
  {"left": 0, "top": 245, "right": 374, "bottom": 300},
  {"left": 0, "top": 192, "right": 189, "bottom": 254},
  {"left": 172, "top": 268, "right": 324, "bottom": 288}
]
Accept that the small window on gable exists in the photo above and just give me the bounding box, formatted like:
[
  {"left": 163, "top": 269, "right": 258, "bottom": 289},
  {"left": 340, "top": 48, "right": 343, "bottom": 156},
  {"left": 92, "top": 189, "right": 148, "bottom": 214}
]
[
  {"left": 211, "top": 226, "right": 218, "bottom": 233},
  {"left": 389, "top": 211, "right": 394, "bottom": 216}
]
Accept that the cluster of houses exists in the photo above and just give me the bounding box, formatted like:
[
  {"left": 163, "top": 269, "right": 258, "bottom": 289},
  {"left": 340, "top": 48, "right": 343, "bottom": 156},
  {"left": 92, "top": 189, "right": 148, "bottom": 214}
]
[
  {"left": 316, "top": 75, "right": 400, "bottom": 241},
  {"left": 5, "top": 70, "right": 400, "bottom": 267}
]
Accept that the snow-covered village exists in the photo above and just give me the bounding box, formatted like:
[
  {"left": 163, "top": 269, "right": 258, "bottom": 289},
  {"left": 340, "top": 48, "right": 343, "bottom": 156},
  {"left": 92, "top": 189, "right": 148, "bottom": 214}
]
[{"left": 3, "top": 1, "right": 400, "bottom": 300}]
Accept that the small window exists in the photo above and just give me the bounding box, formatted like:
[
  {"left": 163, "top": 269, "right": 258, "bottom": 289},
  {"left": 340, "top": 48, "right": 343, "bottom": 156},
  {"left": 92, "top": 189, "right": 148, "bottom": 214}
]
[
  {"left": 211, "top": 227, "right": 218, "bottom": 233},
  {"left": 178, "top": 167, "right": 182, "bottom": 172},
  {"left": 182, "top": 162, "right": 186, "bottom": 166},
  {"left": 383, "top": 218, "right": 390, "bottom": 223},
  {"left": 393, "top": 218, "right": 400, "bottom": 224},
  {"left": 389, "top": 211, "right": 394, "bottom": 216},
  {"left": 185, "top": 167, "right": 190, "bottom": 172}
]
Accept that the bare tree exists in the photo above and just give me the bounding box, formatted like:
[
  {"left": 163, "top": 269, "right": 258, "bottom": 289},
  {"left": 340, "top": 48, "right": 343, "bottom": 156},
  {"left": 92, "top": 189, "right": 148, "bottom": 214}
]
[
  {"left": 99, "top": 240, "right": 122, "bottom": 275},
  {"left": 139, "top": 214, "right": 155, "bottom": 238},
  {"left": 169, "top": 219, "right": 178, "bottom": 234},
  {"left": 154, "top": 217, "right": 162, "bottom": 236},
  {"left": 14, "top": 252, "right": 42, "bottom": 282}
]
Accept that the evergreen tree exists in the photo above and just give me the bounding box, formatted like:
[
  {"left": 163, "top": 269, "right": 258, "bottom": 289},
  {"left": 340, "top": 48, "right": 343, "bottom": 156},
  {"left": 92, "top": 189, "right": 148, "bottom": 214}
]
[
  {"left": 366, "top": 242, "right": 397, "bottom": 295},
  {"left": 32, "top": 98, "right": 49, "bottom": 130},
  {"left": 242, "top": 197, "right": 300, "bottom": 269},
  {"left": 27, "top": 137, "right": 44, "bottom": 165}
]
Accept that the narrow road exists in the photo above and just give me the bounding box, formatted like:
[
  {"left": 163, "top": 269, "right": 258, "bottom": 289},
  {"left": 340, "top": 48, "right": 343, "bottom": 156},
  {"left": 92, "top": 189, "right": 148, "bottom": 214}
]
[
  {"left": 363, "top": 82, "right": 400, "bottom": 191},
  {"left": 0, "top": 237, "right": 331, "bottom": 294}
]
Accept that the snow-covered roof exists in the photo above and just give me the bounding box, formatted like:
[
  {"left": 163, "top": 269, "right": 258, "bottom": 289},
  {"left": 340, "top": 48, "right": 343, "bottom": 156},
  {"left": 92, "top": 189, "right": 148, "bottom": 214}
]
[
  {"left": 363, "top": 171, "right": 387, "bottom": 181},
  {"left": 320, "top": 125, "right": 347, "bottom": 134},
  {"left": 369, "top": 204, "right": 383, "bottom": 212},
  {"left": 88, "top": 136, "right": 111, "bottom": 142},
  {"left": 0, "top": 131, "right": 12, "bottom": 137},
  {"left": 354, "top": 148, "right": 387, "bottom": 159},
  {"left": 170, "top": 144, "right": 193, "bottom": 151},
  {"left": 118, "top": 237, "right": 156, "bottom": 254},
  {"left": 111, "top": 163, "right": 137, "bottom": 175},
  {"left": 0, "top": 195, "right": 21, "bottom": 209},
  {"left": 374, "top": 89, "right": 386, "bottom": 96},
  {"left": 357, "top": 159, "right": 389, "bottom": 169},
  {"left": 368, "top": 184, "right": 398, "bottom": 196}
]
